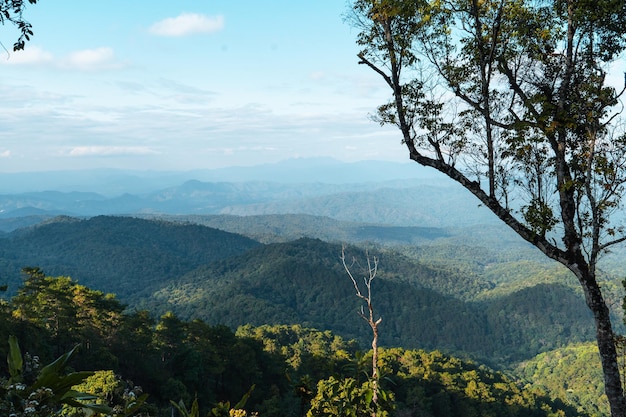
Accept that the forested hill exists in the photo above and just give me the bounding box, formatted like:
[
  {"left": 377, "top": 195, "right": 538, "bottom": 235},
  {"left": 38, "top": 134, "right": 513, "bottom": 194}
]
[
  {"left": 0, "top": 215, "right": 597, "bottom": 367},
  {"left": 144, "top": 237, "right": 595, "bottom": 366},
  {"left": 0, "top": 215, "right": 260, "bottom": 297}
]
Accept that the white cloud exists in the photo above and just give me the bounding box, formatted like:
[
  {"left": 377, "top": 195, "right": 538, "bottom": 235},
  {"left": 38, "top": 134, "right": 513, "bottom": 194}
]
[
  {"left": 61, "top": 47, "right": 122, "bottom": 71},
  {"left": 0, "top": 150, "right": 10, "bottom": 157},
  {"left": 68, "top": 146, "right": 159, "bottom": 157},
  {"left": 149, "top": 13, "right": 224, "bottom": 37},
  {"left": 0, "top": 46, "right": 125, "bottom": 71},
  {"left": 1, "top": 46, "right": 53, "bottom": 66}
]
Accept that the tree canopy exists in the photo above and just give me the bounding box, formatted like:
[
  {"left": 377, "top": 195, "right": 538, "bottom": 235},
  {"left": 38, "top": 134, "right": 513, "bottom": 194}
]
[
  {"left": 350, "top": 0, "right": 626, "bottom": 415},
  {"left": 0, "top": 269, "right": 600, "bottom": 416}
]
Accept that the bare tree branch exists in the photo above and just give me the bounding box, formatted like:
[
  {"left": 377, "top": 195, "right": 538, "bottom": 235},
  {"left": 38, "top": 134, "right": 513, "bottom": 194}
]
[{"left": 341, "top": 245, "right": 382, "bottom": 414}]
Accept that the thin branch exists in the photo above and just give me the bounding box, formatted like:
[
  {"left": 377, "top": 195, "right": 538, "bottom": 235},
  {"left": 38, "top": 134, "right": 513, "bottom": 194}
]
[{"left": 358, "top": 52, "right": 394, "bottom": 89}]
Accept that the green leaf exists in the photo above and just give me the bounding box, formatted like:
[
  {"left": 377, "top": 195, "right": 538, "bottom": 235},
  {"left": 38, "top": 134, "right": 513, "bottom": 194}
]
[
  {"left": 62, "top": 398, "right": 113, "bottom": 415},
  {"left": 190, "top": 397, "right": 200, "bottom": 417},
  {"left": 233, "top": 384, "right": 255, "bottom": 410},
  {"left": 7, "top": 335, "right": 23, "bottom": 382},
  {"left": 170, "top": 399, "right": 191, "bottom": 417},
  {"left": 379, "top": 389, "right": 388, "bottom": 401},
  {"left": 60, "top": 388, "right": 98, "bottom": 401},
  {"left": 34, "top": 344, "right": 80, "bottom": 387},
  {"left": 364, "top": 388, "right": 373, "bottom": 406},
  {"left": 37, "top": 371, "right": 95, "bottom": 401}
]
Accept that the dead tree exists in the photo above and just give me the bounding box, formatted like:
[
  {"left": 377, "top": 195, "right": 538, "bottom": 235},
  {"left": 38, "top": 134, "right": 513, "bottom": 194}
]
[{"left": 341, "top": 246, "right": 382, "bottom": 410}]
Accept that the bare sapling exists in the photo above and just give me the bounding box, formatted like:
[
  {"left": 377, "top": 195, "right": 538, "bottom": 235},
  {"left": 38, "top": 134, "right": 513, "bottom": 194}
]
[{"left": 341, "top": 246, "right": 382, "bottom": 411}]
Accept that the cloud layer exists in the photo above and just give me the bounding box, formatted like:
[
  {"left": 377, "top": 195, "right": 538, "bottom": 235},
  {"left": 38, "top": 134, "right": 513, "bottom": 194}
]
[
  {"left": 2, "top": 46, "right": 124, "bottom": 71},
  {"left": 68, "top": 146, "right": 160, "bottom": 157},
  {"left": 62, "top": 47, "right": 119, "bottom": 71},
  {"left": 149, "top": 13, "right": 224, "bottom": 37}
]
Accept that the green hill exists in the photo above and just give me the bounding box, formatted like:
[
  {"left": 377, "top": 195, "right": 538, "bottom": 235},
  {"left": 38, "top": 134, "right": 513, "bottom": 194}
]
[
  {"left": 515, "top": 343, "right": 608, "bottom": 416},
  {"left": 0, "top": 267, "right": 592, "bottom": 417},
  {"left": 0, "top": 215, "right": 261, "bottom": 298},
  {"left": 0, "top": 215, "right": 602, "bottom": 368},
  {"left": 143, "top": 238, "right": 595, "bottom": 366}
]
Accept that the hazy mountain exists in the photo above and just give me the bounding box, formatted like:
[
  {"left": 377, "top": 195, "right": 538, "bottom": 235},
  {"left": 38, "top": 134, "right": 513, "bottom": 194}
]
[
  {"left": 0, "top": 158, "right": 438, "bottom": 195},
  {"left": 218, "top": 183, "right": 499, "bottom": 227},
  {"left": 142, "top": 213, "right": 454, "bottom": 245},
  {"left": 0, "top": 179, "right": 497, "bottom": 228}
]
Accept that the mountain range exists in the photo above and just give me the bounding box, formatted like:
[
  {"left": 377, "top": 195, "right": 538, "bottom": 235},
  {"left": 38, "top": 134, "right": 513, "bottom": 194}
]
[
  {"left": 0, "top": 158, "right": 437, "bottom": 195},
  {"left": 0, "top": 214, "right": 602, "bottom": 369},
  {"left": 0, "top": 159, "right": 499, "bottom": 229},
  {"left": 0, "top": 159, "right": 622, "bottom": 394}
]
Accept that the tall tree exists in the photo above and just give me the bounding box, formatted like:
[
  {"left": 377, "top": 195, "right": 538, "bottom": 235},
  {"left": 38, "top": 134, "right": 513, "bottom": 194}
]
[
  {"left": 350, "top": 0, "right": 626, "bottom": 415},
  {"left": 11, "top": 268, "right": 125, "bottom": 361},
  {"left": 12, "top": 270, "right": 79, "bottom": 354}
]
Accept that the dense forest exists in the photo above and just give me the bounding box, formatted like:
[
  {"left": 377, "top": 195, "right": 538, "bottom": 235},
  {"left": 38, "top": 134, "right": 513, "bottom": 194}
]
[
  {"left": 0, "top": 216, "right": 261, "bottom": 298},
  {"left": 0, "top": 216, "right": 605, "bottom": 366},
  {"left": 145, "top": 238, "right": 597, "bottom": 365},
  {"left": 0, "top": 269, "right": 596, "bottom": 416},
  {"left": 0, "top": 214, "right": 620, "bottom": 415}
]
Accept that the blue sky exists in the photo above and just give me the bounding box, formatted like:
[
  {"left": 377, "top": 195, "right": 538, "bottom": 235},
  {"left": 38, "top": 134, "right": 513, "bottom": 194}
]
[{"left": 0, "top": 0, "right": 405, "bottom": 172}]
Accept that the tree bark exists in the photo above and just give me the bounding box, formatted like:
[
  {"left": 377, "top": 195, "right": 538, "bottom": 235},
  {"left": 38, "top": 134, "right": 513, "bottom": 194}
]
[{"left": 576, "top": 266, "right": 626, "bottom": 416}]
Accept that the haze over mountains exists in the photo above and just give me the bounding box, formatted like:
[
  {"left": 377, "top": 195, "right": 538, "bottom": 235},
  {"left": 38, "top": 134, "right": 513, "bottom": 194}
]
[
  {"left": 2, "top": 157, "right": 623, "bottom": 272},
  {"left": 0, "top": 158, "right": 499, "bottom": 227},
  {"left": 0, "top": 158, "right": 439, "bottom": 194},
  {"left": 1, "top": 157, "right": 623, "bottom": 279}
]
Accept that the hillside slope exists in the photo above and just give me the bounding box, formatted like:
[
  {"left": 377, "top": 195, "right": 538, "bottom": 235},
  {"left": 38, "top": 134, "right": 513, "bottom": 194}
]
[
  {"left": 0, "top": 215, "right": 261, "bottom": 298},
  {"left": 144, "top": 238, "right": 595, "bottom": 366},
  {"left": 0, "top": 216, "right": 600, "bottom": 368}
]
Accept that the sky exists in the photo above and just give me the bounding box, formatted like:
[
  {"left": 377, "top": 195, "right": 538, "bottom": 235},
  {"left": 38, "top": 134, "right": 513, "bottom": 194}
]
[{"left": 0, "top": 0, "right": 406, "bottom": 172}]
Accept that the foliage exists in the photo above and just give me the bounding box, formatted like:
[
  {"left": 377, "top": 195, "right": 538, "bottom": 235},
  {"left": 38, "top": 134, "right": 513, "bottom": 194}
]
[
  {"left": 0, "top": 268, "right": 603, "bottom": 416},
  {"left": 0, "top": 216, "right": 614, "bottom": 367},
  {"left": 0, "top": 335, "right": 110, "bottom": 417},
  {"left": 11, "top": 267, "right": 126, "bottom": 366},
  {"left": 515, "top": 343, "right": 608, "bottom": 416},
  {"left": 0, "top": 216, "right": 260, "bottom": 300},
  {"left": 373, "top": 347, "right": 586, "bottom": 417},
  {"left": 170, "top": 385, "right": 255, "bottom": 417},
  {"left": 0, "top": 215, "right": 620, "bottom": 413},
  {"left": 238, "top": 324, "right": 593, "bottom": 416},
  {"left": 236, "top": 324, "right": 357, "bottom": 381},
  {"left": 307, "top": 376, "right": 393, "bottom": 417},
  {"left": 62, "top": 371, "right": 149, "bottom": 417},
  {"left": 0, "top": 0, "right": 37, "bottom": 51},
  {"left": 149, "top": 238, "right": 596, "bottom": 366}
]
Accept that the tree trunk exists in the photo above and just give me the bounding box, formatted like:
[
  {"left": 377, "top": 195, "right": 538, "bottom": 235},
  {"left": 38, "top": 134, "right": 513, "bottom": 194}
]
[{"left": 578, "top": 271, "right": 626, "bottom": 416}]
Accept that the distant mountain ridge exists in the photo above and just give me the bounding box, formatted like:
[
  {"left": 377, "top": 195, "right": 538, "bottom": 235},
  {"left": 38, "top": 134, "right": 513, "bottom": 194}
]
[
  {"left": 0, "top": 158, "right": 497, "bottom": 229},
  {"left": 0, "top": 179, "right": 498, "bottom": 229},
  {"left": 0, "top": 158, "right": 439, "bottom": 194}
]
